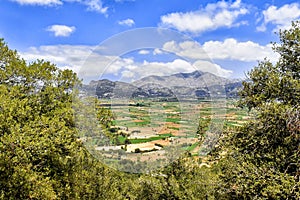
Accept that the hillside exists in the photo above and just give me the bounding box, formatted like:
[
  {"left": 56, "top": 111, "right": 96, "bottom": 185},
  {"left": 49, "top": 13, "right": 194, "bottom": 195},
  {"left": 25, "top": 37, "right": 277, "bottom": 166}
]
[{"left": 83, "top": 71, "right": 242, "bottom": 99}]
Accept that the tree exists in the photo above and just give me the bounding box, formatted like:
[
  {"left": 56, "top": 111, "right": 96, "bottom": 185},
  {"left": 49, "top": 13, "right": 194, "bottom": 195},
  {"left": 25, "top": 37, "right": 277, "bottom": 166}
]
[
  {"left": 197, "top": 116, "right": 211, "bottom": 143},
  {"left": 216, "top": 21, "right": 300, "bottom": 198},
  {"left": 239, "top": 21, "right": 300, "bottom": 109},
  {"left": 0, "top": 38, "right": 127, "bottom": 199}
]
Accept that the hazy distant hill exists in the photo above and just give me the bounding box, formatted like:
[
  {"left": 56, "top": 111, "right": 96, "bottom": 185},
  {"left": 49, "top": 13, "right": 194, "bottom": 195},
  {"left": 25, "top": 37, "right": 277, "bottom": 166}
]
[
  {"left": 82, "top": 71, "right": 243, "bottom": 99},
  {"left": 133, "top": 71, "right": 234, "bottom": 88}
]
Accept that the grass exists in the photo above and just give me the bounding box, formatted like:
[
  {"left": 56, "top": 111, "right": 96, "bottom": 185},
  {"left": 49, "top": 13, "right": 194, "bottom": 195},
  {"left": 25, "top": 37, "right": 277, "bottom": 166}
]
[
  {"left": 166, "top": 117, "right": 181, "bottom": 123},
  {"left": 117, "top": 121, "right": 150, "bottom": 128},
  {"left": 129, "top": 134, "right": 172, "bottom": 144},
  {"left": 159, "top": 133, "right": 173, "bottom": 137},
  {"left": 134, "top": 120, "right": 151, "bottom": 126},
  {"left": 185, "top": 142, "right": 200, "bottom": 151}
]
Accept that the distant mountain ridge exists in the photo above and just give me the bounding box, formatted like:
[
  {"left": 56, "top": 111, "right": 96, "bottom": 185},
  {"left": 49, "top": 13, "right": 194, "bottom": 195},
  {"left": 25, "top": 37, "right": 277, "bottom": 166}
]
[
  {"left": 83, "top": 71, "right": 243, "bottom": 99},
  {"left": 133, "top": 71, "right": 235, "bottom": 88}
]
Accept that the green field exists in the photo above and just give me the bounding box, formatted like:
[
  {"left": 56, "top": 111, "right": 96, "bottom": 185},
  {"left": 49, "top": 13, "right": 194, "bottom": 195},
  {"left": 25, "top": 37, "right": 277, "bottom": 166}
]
[{"left": 93, "top": 99, "right": 252, "bottom": 155}]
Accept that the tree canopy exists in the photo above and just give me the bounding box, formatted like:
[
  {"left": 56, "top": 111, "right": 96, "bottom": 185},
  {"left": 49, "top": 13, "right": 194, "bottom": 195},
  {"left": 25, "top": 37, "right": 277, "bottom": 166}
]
[
  {"left": 0, "top": 38, "right": 127, "bottom": 199},
  {"left": 216, "top": 21, "right": 300, "bottom": 199}
]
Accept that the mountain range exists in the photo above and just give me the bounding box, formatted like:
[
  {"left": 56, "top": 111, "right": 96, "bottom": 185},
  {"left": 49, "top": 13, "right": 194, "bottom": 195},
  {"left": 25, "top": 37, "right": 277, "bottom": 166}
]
[{"left": 82, "top": 71, "right": 243, "bottom": 99}]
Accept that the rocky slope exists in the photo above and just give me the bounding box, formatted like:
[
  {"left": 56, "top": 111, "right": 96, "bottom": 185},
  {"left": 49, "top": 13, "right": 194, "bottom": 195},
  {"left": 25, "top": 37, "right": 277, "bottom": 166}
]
[{"left": 82, "top": 71, "right": 243, "bottom": 99}]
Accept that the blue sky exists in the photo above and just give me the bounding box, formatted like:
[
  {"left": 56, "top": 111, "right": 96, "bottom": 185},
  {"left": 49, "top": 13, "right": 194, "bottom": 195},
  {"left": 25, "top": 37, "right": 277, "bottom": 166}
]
[{"left": 1, "top": 0, "right": 300, "bottom": 82}]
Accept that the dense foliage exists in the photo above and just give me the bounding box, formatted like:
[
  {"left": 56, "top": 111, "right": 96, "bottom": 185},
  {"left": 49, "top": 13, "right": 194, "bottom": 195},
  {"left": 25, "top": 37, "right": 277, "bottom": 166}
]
[
  {"left": 0, "top": 38, "right": 129, "bottom": 199},
  {"left": 0, "top": 21, "right": 299, "bottom": 199},
  {"left": 215, "top": 21, "right": 300, "bottom": 199}
]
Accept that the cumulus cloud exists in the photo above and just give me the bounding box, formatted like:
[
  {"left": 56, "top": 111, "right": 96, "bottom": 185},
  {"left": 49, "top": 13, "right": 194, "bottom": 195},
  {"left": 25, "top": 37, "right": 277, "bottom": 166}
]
[
  {"left": 118, "top": 18, "right": 135, "bottom": 27},
  {"left": 118, "top": 59, "right": 232, "bottom": 80},
  {"left": 258, "top": 3, "right": 300, "bottom": 32},
  {"left": 20, "top": 44, "right": 127, "bottom": 76},
  {"left": 115, "top": 0, "right": 135, "bottom": 2},
  {"left": 153, "top": 48, "right": 163, "bottom": 55},
  {"left": 138, "top": 50, "right": 150, "bottom": 55},
  {"left": 82, "top": 0, "right": 108, "bottom": 14},
  {"left": 193, "top": 60, "right": 232, "bottom": 78},
  {"left": 140, "top": 59, "right": 195, "bottom": 77},
  {"left": 47, "top": 25, "right": 76, "bottom": 37},
  {"left": 163, "top": 40, "right": 208, "bottom": 60},
  {"left": 20, "top": 45, "right": 118, "bottom": 80},
  {"left": 21, "top": 44, "right": 94, "bottom": 69},
  {"left": 121, "top": 70, "right": 135, "bottom": 78},
  {"left": 20, "top": 35, "right": 280, "bottom": 83},
  {"left": 116, "top": 59, "right": 193, "bottom": 81},
  {"left": 10, "top": 0, "right": 108, "bottom": 14},
  {"left": 20, "top": 42, "right": 234, "bottom": 82},
  {"left": 106, "top": 58, "right": 135, "bottom": 75},
  {"left": 163, "top": 39, "right": 279, "bottom": 62},
  {"left": 10, "top": 0, "right": 62, "bottom": 6},
  {"left": 160, "top": 0, "right": 248, "bottom": 34},
  {"left": 202, "top": 39, "right": 279, "bottom": 62},
  {"left": 160, "top": 38, "right": 282, "bottom": 78}
]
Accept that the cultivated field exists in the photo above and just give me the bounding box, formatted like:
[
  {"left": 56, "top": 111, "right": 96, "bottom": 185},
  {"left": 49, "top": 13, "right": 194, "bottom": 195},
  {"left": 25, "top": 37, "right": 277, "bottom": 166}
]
[{"left": 85, "top": 98, "right": 251, "bottom": 172}]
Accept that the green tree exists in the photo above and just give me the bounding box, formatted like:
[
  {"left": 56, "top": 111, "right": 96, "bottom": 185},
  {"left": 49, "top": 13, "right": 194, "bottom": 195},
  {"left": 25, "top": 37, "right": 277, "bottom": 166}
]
[
  {"left": 0, "top": 38, "right": 127, "bottom": 199},
  {"left": 197, "top": 117, "right": 211, "bottom": 143},
  {"left": 216, "top": 21, "right": 300, "bottom": 199}
]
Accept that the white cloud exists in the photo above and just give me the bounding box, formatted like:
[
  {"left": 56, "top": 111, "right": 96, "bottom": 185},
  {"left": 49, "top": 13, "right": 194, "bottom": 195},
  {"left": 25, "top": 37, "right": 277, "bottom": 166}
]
[
  {"left": 81, "top": 0, "right": 108, "bottom": 14},
  {"left": 160, "top": 38, "right": 282, "bottom": 78},
  {"left": 115, "top": 0, "right": 135, "bottom": 2},
  {"left": 118, "top": 18, "right": 135, "bottom": 27},
  {"left": 118, "top": 59, "right": 232, "bottom": 81},
  {"left": 163, "top": 40, "right": 208, "bottom": 60},
  {"left": 160, "top": 0, "right": 248, "bottom": 34},
  {"left": 121, "top": 70, "right": 135, "bottom": 78},
  {"left": 10, "top": 0, "right": 108, "bottom": 14},
  {"left": 20, "top": 36, "right": 280, "bottom": 83},
  {"left": 141, "top": 59, "right": 195, "bottom": 76},
  {"left": 258, "top": 3, "right": 300, "bottom": 32},
  {"left": 106, "top": 58, "right": 134, "bottom": 75},
  {"left": 117, "top": 59, "right": 194, "bottom": 81},
  {"left": 47, "top": 25, "right": 76, "bottom": 37},
  {"left": 153, "top": 48, "right": 163, "bottom": 55},
  {"left": 202, "top": 39, "right": 279, "bottom": 62},
  {"left": 10, "top": 0, "right": 62, "bottom": 6},
  {"left": 20, "top": 45, "right": 119, "bottom": 81},
  {"left": 163, "top": 39, "right": 279, "bottom": 62},
  {"left": 20, "top": 43, "right": 234, "bottom": 83},
  {"left": 193, "top": 60, "right": 232, "bottom": 78},
  {"left": 138, "top": 50, "right": 150, "bottom": 55},
  {"left": 21, "top": 44, "right": 94, "bottom": 69}
]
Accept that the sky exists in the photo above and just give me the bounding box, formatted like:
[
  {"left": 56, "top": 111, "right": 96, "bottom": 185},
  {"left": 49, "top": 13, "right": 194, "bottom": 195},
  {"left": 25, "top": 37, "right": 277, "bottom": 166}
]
[{"left": 1, "top": 0, "right": 300, "bottom": 83}]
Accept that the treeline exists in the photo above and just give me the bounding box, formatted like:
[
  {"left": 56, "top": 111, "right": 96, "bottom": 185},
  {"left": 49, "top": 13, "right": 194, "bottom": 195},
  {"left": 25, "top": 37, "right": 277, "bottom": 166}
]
[{"left": 0, "top": 21, "right": 299, "bottom": 199}]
